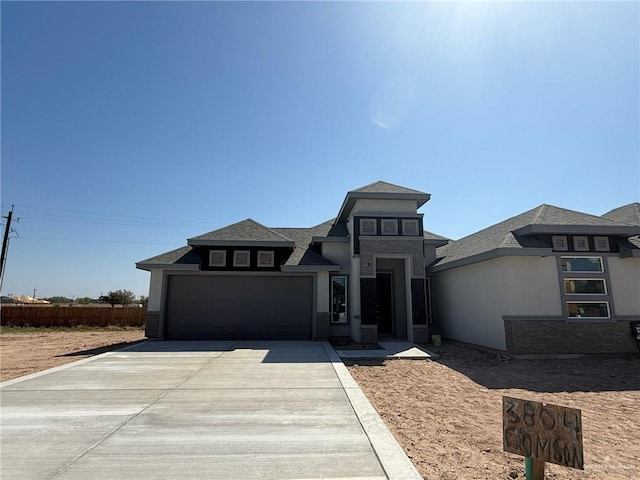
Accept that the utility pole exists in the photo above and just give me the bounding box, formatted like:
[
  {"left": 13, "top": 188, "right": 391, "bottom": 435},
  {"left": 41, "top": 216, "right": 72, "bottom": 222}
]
[
  {"left": 0, "top": 206, "right": 14, "bottom": 281},
  {"left": 32, "top": 288, "right": 37, "bottom": 303}
]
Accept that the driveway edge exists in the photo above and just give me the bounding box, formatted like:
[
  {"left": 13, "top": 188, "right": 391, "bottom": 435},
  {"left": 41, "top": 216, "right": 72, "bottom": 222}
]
[{"left": 321, "top": 341, "right": 423, "bottom": 480}]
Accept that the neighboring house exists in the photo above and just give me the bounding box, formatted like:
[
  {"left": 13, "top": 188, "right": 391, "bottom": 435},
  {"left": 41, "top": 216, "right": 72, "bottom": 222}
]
[
  {"left": 429, "top": 204, "right": 640, "bottom": 354},
  {"left": 136, "top": 182, "right": 640, "bottom": 354}
]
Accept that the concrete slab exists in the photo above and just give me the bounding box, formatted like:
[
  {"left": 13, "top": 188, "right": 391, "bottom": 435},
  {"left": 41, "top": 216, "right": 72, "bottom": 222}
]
[
  {"left": 336, "top": 340, "right": 439, "bottom": 360},
  {"left": 0, "top": 340, "right": 422, "bottom": 480}
]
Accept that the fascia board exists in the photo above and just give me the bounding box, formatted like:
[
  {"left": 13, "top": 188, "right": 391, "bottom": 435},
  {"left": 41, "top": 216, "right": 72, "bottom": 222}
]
[
  {"left": 513, "top": 224, "right": 640, "bottom": 236},
  {"left": 311, "top": 236, "right": 349, "bottom": 243},
  {"left": 429, "top": 247, "right": 553, "bottom": 272},
  {"left": 187, "top": 240, "right": 295, "bottom": 247},
  {"left": 135, "top": 263, "right": 199, "bottom": 271},
  {"left": 281, "top": 265, "right": 341, "bottom": 272}
]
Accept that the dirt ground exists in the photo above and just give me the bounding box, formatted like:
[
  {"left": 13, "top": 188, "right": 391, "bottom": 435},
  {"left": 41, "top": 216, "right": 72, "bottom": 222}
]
[
  {"left": 1, "top": 330, "right": 637, "bottom": 479},
  {"left": 0, "top": 328, "right": 145, "bottom": 381},
  {"left": 347, "top": 342, "right": 640, "bottom": 480}
]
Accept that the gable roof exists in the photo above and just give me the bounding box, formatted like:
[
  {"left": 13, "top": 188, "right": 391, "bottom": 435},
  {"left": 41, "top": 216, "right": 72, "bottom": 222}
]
[
  {"left": 336, "top": 181, "right": 431, "bottom": 223},
  {"left": 432, "top": 204, "right": 640, "bottom": 271},
  {"left": 602, "top": 203, "right": 640, "bottom": 226},
  {"left": 188, "top": 218, "right": 295, "bottom": 247}
]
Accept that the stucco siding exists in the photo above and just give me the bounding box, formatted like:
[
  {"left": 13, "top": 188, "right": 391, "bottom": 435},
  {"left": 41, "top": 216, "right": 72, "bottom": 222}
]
[
  {"left": 432, "top": 258, "right": 509, "bottom": 350},
  {"left": 316, "top": 271, "right": 330, "bottom": 311},
  {"left": 505, "top": 256, "right": 563, "bottom": 316},
  {"left": 147, "top": 269, "right": 164, "bottom": 311},
  {"left": 322, "top": 242, "right": 351, "bottom": 270},
  {"left": 607, "top": 256, "right": 640, "bottom": 315},
  {"left": 351, "top": 199, "right": 418, "bottom": 215}
]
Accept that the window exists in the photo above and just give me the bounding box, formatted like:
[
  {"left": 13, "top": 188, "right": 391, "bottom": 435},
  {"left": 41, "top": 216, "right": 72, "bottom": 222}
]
[
  {"left": 567, "top": 302, "right": 610, "bottom": 318},
  {"left": 559, "top": 256, "right": 612, "bottom": 319},
  {"left": 233, "top": 250, "right": 250, "bottom": 267},
  {"left": 331, "top": 276, "right": 348, "bottom": 323},
  {"left": 564, "top": 279, "right": 607, "bottom": 295},
  {"left": 561, "top": 257, "right": 603, "bottom": 273},
  {"left": 402, "top": 219, "right": 420, "bottom": 236},
  {"left": 381, "top": 219, "right": 398, "bottom": 236},
  {"left": 209, "top": 250, "right": 226, "bottom": 267},
  {"left": 257, "top": 251, "right": 274, "bottom": 267},
  {"left": 360, "top": 219, "right": 377, "bottom": 236}
]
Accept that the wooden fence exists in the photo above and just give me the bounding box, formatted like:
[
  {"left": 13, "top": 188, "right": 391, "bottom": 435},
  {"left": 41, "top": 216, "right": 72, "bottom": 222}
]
[{"left": 1, "top": 306, "right": 146, "bottom": 328}]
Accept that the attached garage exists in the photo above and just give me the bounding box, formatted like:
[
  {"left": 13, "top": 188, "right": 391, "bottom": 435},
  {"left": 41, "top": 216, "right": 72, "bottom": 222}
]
[{"left": 164, "top": 275, "right": 313, "bottom": 340}]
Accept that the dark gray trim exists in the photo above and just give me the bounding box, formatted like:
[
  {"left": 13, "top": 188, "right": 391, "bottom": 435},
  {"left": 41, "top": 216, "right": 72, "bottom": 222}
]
[
  {"left": 336, "top": 192, "right": 430, "bottom": 223},
  {"left": 281, "top": 265, "right": 341, "bottom": 272},
  {"left": 423, "top": 239, "right": 449, "bottom": 247},
  {"left": 136, "top": 263, "right": 198, "bottom": 271},
  {"left": 513, "top": 224, "right": 640, "bottom": 236},
  {"left": 429, "top": 247, "right": 553, "bottom": 272},
  {"left": 311, "top": 236, "right": 349, "bottom": 243},
  {"left": 556, "top": 254, "right": 615, "bottom": 319},
  {"left": 188, "top": 239, "right": 295, "bottom": 247}
]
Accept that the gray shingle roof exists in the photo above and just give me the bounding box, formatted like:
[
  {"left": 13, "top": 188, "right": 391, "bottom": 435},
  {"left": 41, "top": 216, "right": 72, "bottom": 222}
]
[
  {"left": 423, "top": 230, "right": 450, "bottom": 241},
  {"left": 434, "top": 204, "right": 640, "bottom": 268},
  {"left": 602, "top": 203, "right": 640, "bottom": 226},
  {"left": 136, "top": 245, "right": 200, "bottom": 268},
  {"left": 188, "top": 219, "right": 294, "bottom": 246},
  {"left": 352, "top": 181, "right": 428, "bottom": 195}
]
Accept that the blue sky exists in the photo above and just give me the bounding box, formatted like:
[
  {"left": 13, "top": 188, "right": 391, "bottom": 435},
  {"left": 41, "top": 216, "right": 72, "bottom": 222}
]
[{"left": 2, "top": 1, "right": 638, "bottom": 299}]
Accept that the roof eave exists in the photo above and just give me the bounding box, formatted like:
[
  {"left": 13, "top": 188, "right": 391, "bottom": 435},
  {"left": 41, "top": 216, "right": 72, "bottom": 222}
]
[
  {"left": 513, "top": 224, "right": 640, "bottom": 236},
  {"left": 281, "top": 265, "right": 341, "bottom": 272},
  {"left": 429, "top": 247, "right": 554, "bottom": 273},
  {"left": 135, "top": 263, "right": 199, "bottom": 271},
  {"left": 336, "top": 192, "right": 431, "bottom": 223},
  {"left": 311, "top": 236, "right": 349, "bottom": 244},
  {"left": 187, "top": 240, "right": 295, "bottom": 248}
]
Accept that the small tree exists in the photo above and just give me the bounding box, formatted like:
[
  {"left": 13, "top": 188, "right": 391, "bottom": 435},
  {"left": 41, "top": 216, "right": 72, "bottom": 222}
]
[
  {"left": 115, "top": 289, "right": 136, "bottom": 307},
  {"left": 99, "top": 292, "right": 119, "bottom": 307}
]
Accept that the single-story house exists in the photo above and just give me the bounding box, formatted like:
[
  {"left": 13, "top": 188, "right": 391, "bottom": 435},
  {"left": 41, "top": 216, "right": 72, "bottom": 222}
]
[
  {"left": 137, "top": 182, "right": 640, "bottom": 354},
  {"left": 429, "top": 203, "right": 640, "bottom": 354}
]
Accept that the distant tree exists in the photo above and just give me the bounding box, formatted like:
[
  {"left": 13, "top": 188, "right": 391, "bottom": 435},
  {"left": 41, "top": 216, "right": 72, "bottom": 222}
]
[
  {"left": 76, "top": 297, "right": 93, "bottom": 305},
  {"left": 139, "top": 295, "right": 148, "bottom": 307},
  {"left": 100, "top": 290, "right": 136, "bottom": 307},
  {"left": 99, "top": 292, "right": 119, "bottom": 307},
  {"left": 45, "top": 296, "right": 73, "bottom": 304}
]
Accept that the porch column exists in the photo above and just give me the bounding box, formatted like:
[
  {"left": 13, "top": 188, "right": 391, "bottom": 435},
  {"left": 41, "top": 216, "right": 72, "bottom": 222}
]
[
  {"left": 360, "top": 277, "right": 378, "bottom": 344},
  {"left": 411, "top": 278, "right": 429, "bottom": 343}
]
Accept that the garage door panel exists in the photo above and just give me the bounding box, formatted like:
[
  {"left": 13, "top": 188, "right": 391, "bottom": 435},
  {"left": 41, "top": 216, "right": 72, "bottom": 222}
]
[{"left": 165, "top": 276, "right": 313, "bottom": 340}]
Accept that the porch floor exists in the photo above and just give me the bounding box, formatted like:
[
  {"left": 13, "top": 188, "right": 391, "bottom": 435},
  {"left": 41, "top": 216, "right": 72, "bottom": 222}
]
[{"left": 336, "top": 340, "right": 439, "bottom": 360}]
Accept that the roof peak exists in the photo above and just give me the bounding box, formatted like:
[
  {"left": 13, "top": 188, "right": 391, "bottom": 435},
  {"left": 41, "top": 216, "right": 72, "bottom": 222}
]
[{"left": 351, "top": 180, "right": 428, "bottom": 195}]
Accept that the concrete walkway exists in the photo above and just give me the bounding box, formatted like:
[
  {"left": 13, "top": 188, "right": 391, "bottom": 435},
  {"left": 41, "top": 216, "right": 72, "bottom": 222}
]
[
  {"left": 0, "top": 340, "right": 422, "bottom": 480},
  {"left": 336, "top": 340, "right": 439, "bottom": 360}
]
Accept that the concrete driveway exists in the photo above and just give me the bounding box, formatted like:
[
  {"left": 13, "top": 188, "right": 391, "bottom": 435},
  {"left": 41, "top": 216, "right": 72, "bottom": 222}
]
[{"left": 1, "top": 340, "right": 421, "bottom": 480}]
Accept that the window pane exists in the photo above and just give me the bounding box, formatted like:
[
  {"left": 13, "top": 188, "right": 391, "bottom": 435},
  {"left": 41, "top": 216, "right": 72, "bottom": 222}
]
[
  {"left": 567, "top": 302, "right": 610, "bottom": 318},
  {"left": 561, "top": 257, "right": 603, "bottom": 272},
  {"left": 331, "top": 276, "right": 348, "bottom": 324},
  {"left": 564, "top": 279, "right": 606, "bottom": 294}
]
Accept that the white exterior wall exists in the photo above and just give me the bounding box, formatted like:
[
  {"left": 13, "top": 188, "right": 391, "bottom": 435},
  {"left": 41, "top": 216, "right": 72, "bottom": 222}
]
[
  {"left": 316, "top": 271, "right": 330, "bottom": 312},
  {"left": 147, "top": 269, "right": 164, "bottom": 311},
  {"left": 351, "top": 199, "right": 417, "bottom": 215},
  {"left": 432, "top": 258, "right": 510, "bottom": 350},
  {"left": 322, "top": 242, "right": 351, "bottom": 271},
  {"left": 505, "top": 256, "right": 563, "bottom": 316},
  {"left": 607, "top": 256, "right": 640, "bottom": 315}
]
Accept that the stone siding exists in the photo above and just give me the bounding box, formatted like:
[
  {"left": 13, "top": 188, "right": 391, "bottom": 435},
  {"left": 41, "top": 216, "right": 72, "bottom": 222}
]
[
  {"left": 504, "top": 316, "right": 639, "bottom": 354},
  {"left": 315, "top": 312, "right": 330, "bottom": 339},
  {"left": 413, "top": 325, "right": 429, "bottom": 344},
  {"left": 145, "top": 311, "right": 161, "bottom": 339},
  {"left": 359, "top": 238, "right": 425, "bottom": 277},
  {"left": 361, "top": 325, "right": 378, "bottom": 345}
]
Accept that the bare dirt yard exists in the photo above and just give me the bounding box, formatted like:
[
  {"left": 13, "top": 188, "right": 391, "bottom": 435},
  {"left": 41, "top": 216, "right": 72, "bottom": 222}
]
[
  {"left": 0, "top": 327, "right": 145, "bottom": 381},
  {"left": 2, "top": 330, "right": 637, "bottom": 479},
  {"left": 347, "top": 342, "right": 640, "bottom": 480}
]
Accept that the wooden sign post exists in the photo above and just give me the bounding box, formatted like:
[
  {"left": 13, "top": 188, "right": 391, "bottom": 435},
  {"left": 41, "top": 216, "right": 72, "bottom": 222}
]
[{"left": 503, "top": 396, "right": 583, "bottom": 480}]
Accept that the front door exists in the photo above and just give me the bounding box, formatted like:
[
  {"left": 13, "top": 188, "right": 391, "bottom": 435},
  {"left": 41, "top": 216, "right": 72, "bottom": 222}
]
[{"left": 376, "top": 271, "right": 393, "bottom": 334}]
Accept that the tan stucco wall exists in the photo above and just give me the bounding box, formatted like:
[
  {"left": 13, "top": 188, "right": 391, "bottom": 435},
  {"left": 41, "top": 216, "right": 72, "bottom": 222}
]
[{"left": 607, "top": 256, "right": 640, "bottom": 315}]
